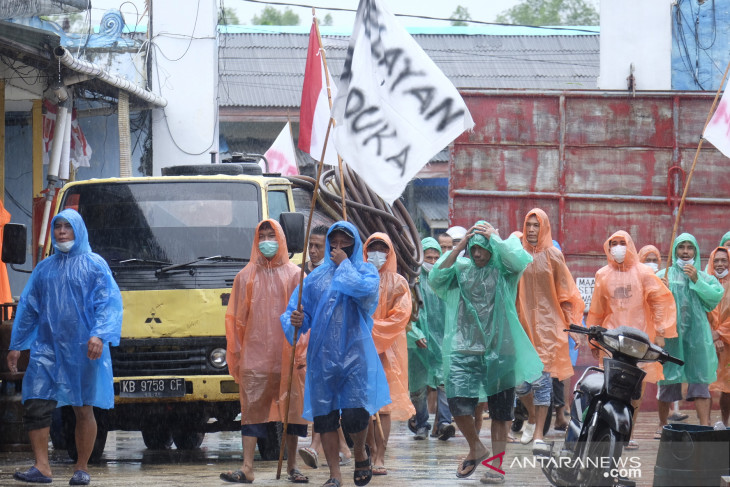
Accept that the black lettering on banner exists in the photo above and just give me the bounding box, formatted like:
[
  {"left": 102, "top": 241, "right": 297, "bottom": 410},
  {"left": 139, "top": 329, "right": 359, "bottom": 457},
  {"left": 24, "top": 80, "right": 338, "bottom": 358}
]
[
  {"left": 345, "top": 88, "right": 383, "bottom": 134},
  {"left": 363, "top": 123, "right": 397, "bottom": 156},
  {"left": 386, "top": 146, "right": 409, "bottom": 176},
  {"left": 390, "top": 58, "right": 425, "bottom": 93},
  {"left": 425, "top": 97, "right": 465, "bottom": 132},
  {"left": 406, "top": 86, "right": 435, "bottom": 115},
  {"left": 379, "top": 48, "right": 403, "bottom": 76}
]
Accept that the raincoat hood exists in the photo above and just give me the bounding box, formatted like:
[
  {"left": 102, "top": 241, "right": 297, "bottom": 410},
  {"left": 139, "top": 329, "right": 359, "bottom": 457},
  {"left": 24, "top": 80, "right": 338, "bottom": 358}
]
[
  {"left": 521, "top": 208, "right": 553, "bottom": 252},
  {"left": 364, "top": 233, "right": 397, "bottom": 273},
  {"left": 250, "top": 219, "right": 290, "bottom": 267},
  {"left": 603, "top": 230, "right": 639, "bottom": 269},
  {"left": 707, "top": 246, "right": 730, "bottom": 277},
  {"left": 51, "top": 209, "right": 91, "bottom": 255},
  {"left": 326, "top": 221, "right": 364, "bottom": 266},
  {"left": 638, "top": 245, "right": 662, "bottom": 269},
  {"left": 720, "top": 231, "right": 730, "bottom": 247},
  {"left": 421, "top": 237, "right": 442, "bottom": 256},
  {"left": 468, "top": 220, "right": 491, "bottom": 254},
  {"left": 672, "top": 233, "right": 701, "bottom": 269}
]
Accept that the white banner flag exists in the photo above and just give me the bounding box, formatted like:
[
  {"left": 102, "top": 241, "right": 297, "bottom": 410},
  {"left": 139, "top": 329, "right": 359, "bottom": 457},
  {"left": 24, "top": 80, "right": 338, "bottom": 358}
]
[
  {"left": 704, "top": 87, "right": 730, "bottom": 158},
  {"left": 264, "top": 122, "right": 299, "bottom": 176},
  {"left": 331, "top": 0, "right": 474, "bottom": 204}
]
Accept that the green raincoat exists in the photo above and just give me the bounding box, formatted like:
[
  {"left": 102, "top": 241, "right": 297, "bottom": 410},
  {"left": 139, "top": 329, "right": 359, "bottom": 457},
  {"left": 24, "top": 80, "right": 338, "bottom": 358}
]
[
  {"left": 429, "top": 224, "right": 543, "bottom": 399},
  {"left": 658, "top": 233, "right": 723, "bottom": 385},
  {"left": 720, "top": 231, "right": 730, "bottom": 248},
  {"left": 408, "top": 238, "right": 447, "bottom": 392}
]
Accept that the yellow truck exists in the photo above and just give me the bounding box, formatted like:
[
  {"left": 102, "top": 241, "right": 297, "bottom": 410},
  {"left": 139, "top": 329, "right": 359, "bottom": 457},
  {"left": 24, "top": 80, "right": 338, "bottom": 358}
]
[{"left": 3, "top": 162, "right": 305, "bottom": 460}]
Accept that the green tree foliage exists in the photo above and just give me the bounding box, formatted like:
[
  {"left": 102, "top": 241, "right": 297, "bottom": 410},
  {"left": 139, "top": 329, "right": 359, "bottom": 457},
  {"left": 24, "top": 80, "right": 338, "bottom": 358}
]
[
  {"left": 496, "top": 0, "right": 599, "bottom": 26},
  {"left": 218, "top": 7, "right": 240, "bottom": 25},
  {"left": 321, "top": 13, "right": 334, "bottom": 26},
  {"left": 450, "top": 6, "right": 471, "bottom": 26},
  {"left": 252, "top": 6, "right": 300, "bottom": 26}
]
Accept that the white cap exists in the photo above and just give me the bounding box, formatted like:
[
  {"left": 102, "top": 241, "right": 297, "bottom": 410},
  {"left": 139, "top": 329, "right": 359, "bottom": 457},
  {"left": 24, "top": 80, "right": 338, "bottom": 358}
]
[{"left": 446, "top": 225, "right": 467, "bottom": 239}]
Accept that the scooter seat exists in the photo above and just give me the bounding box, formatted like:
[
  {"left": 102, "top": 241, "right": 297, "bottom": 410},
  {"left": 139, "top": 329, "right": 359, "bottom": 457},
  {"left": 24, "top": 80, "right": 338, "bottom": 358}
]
[{"left": 578, "top": 372, "right": 603, "bottom": 397}]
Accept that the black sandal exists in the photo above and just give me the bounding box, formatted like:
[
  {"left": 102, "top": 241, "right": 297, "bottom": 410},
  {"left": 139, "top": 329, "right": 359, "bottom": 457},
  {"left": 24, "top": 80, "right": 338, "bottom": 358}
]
[
  {"left": 353, "top": 444, "right": 372, "bottom": 486},
  {"left": 322, "top": 479, "right": 341, "bottom": 487},
  {"left": 288, "top": 468, "right": 309, "bottom": 484},
  {"left": 219, "top": 470, "right": 252, "bottom": 483}
]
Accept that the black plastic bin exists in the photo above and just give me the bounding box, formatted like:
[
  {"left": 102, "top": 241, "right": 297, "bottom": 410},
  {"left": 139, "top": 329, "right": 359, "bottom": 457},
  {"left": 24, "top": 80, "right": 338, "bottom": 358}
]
[{"left": 653, "top": 423, "right": 730, "bottom": 486}]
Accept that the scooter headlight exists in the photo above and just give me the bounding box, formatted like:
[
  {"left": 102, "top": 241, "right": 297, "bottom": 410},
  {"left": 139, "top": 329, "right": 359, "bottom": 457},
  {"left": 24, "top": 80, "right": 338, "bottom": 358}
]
[
  {"left": 602, "top": 335, "right": 620, "bottom": 351},
  {"left": 618, "top": 336, "right": 649, "bottom": 359}
]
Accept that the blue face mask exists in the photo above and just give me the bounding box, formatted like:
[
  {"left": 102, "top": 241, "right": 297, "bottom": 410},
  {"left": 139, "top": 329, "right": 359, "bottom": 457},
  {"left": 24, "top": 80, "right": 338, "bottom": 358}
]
[{"left": 259, "top": 240, "right": 279, "bottom": 258}]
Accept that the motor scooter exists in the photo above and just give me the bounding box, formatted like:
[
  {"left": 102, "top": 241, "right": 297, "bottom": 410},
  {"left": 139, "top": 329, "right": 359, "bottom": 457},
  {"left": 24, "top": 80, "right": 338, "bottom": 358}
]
[{"left": 541, "top": 324, "right": 683, "bottom": 487}]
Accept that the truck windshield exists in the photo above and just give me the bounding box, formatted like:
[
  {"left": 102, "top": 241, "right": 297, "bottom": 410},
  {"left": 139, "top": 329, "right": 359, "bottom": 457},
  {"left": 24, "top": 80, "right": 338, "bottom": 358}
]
[{"left": 61, "top": 181, "right": 261, "bottom": 265}]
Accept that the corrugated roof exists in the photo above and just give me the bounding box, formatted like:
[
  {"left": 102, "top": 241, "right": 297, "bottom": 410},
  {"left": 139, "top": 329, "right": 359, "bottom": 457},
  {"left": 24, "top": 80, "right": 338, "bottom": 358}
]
[{"left": 218, "top": 31, "right": 599, "bottom": 108}]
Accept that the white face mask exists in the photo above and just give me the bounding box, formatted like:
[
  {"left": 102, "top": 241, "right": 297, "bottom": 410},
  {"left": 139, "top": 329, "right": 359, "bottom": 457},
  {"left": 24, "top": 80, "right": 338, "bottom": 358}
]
[
  {"left": 715, "top": 269, "right": 729, "bottom": 279},
  {"left": 55, "top": 240, "right": 75, "bottom": 253},
  {"left": 676, "top": 258, "right": 694, "bottom": 268},
  {"left": 312, "top": 258, "right": 325, "bottom": 267},
  {"left": 645, "top": 262, "right": 659, "bottom": 272},
  {"left": 422, "top": 262, "right": 434, "bottom": 272},
  {"left": 367, "top": 251, "right": 388, "bottom": 270},
  {"left": 610, "top": 245, "right": 627, "bottom": 263}
]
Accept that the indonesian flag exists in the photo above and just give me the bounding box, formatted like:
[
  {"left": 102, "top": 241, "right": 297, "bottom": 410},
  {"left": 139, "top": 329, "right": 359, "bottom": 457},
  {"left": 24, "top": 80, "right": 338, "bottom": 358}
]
[
  {"left": 331, "top": 0, "right": 473, "bottom": 204},
  {"left": 264, "top": 122, "right": 299, "bottom": 176},
  {"left": 42, "top": 100, "right": 92, "bottom": 169},
  {"left": 704, "top": 86, "right": 730, "bottom": 158},
  {"left": 298, "top": 20, "right": 338, "bottom": 167}
]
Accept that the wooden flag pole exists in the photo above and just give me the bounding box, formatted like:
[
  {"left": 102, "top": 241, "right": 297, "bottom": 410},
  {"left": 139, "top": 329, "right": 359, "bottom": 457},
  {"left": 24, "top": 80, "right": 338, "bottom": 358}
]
[
  {"left": 276, "top": 116, "right": 335, "bottom": 480},
  {"left": 666, "top": 60, "right": 730, "bottom": 269},
  {"left": 313, "top": 8, "right": 347, "bottom": 221}
]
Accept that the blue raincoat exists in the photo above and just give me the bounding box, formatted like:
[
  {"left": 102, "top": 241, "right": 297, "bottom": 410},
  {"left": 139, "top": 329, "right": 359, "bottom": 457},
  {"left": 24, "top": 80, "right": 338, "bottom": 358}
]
[
  {"left": 281, "top": 221, "right": 390, "bottom": 420},
  {"left": 658, "top": 233, "right": 723, "bottom": 385},
  {"left": 429, "top": 223, "right": 543, "bottom": 399},
  {"left": 9, "top": 209, "right": 123, "bottom": 408}
]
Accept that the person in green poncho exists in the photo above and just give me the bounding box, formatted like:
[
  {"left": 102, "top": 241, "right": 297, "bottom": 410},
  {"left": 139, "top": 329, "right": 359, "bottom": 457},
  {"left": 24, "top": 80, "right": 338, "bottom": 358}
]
[
  {"left": 657, "top": 233, "right": 724, "bottom": 430},
  {"left": 407, "top": 238, "right": 455, "bottom": 441},
  {"left": 429, "top": 221, "right": 543, "bottom": 483}
]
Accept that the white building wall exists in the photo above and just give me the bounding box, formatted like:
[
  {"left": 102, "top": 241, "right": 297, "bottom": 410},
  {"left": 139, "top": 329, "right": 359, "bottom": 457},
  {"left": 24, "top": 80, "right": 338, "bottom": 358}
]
[
  {"left": 598, "top": 0, "right": 672, "bottom": 90},
  {"left": 150, "top": 0, "right": 218, "bottom": 173}
]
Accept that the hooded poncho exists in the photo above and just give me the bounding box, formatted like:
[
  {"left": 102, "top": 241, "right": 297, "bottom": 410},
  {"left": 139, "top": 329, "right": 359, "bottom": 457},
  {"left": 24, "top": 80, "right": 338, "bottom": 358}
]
[
  {"left": 517, "top": 209, "right": 585, "bottom": 381},
  {"left": 9, "top": 209, "right": 123, "bottom": 408},
  {"left": 226, "top": 219, "right": 307, "bottom": 426},
  {"left": 281, "top": 221, "right": 390, "bottom": 420},
  {"left": 365, "top": 233, "right": 414, "bottom": 420},
  {"left": 658, "top": 233, "right": 723, "bottom": 385},
  {"left": 586, "top": 231, "right": 677, "bottom": 383},
  {"left": 707, "top": 247, "right": 730, "bottom": 393},
  {"left": 428, "top": 222, "right": 543, "bottom": 399},
  {"left": 408, "top": 237, "right": 446, "bottom": 392}
]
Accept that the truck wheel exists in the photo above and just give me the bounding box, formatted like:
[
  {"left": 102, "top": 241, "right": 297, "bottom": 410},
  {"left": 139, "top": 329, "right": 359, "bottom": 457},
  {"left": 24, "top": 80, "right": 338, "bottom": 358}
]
[
  {"left": 61, "top": 406, "right": 108, "bottom": 463},
  {"left": 256, "top": 422, "right": 283, "bottom": 461},
  {"left": 141, "top": 424, "right": 173, "bottom": 450},
  {"left": 172, "top": 430, "right": 205, "bottom": 450}
]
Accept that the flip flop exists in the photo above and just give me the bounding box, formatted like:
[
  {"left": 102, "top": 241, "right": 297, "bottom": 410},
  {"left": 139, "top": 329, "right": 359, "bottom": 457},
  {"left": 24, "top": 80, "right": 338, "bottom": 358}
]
[
  {"left": 625, "top": 440, "right": 639, "bottom": 450},
  {"left": 69, "top": 470, "right": 91, "bottom": 486},
  {"left": 299, "top": 447, "right": 319, "bottom": 469},
  {"left": 288, "top": 468, "right": 309, "bottom": 484},
  {"left": 13, "top": 466, "right": 52, "bottom": 484},
  {"left": 654, "top": 429, "right": 663, "bottom": 440},
  {"left": 322, "top": 479, "right": 341, "bottom": 487},
  {"left": 353, "top": 444, "right": 372, "bottom": 486},
  {"left": 338, "top": 452, "right": 352, "bottom": 466},
  {"left": 456, "top": 450, "right": 491, "bottom": 479},
  {"left": 372, "top": 465, "right": 387, "bottom": 476},
  {"left": 554, "top": 423, "right": 568, "bottom": 432},
  {"left": 220, "top": 470, "right": 252, "bottom": 483}
]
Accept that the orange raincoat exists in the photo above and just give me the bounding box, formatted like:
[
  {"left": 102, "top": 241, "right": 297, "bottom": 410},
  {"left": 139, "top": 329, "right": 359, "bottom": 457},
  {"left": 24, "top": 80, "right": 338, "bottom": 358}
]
[
  {"left": 365, "top": 233, "right": 415, "bottom": 420},
  {"left": 707, "top": 247, "right": 730, "bottom": 393},
  {"left": 0, "top": 201, "right": 12, "bottom": 307},
  {"left": 225, "top": 219, "right": 307, "bottom": 426},
  {"left": 586, "top": 231, "right": 677, "bottom": 383},
  {"left": 638, "top": 245, "right": 662, "bottom": 269},
  {"left": 517, "top": 209, "right": 585, "bottom": 381}
]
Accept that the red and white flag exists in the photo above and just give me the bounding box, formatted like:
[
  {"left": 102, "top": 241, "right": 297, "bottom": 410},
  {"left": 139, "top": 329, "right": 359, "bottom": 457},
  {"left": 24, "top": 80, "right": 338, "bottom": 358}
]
[
  {"left": 42, "top": 100, "right": 92, "bottom": 169},
  {"left": 264, "top": 122, "right": 299, "bottom": 176},
  {"left": 704, "top": 86, "right": 730, "bottom": 158},
  {"left": 298, "top": 20, "right": 338, "bottom": 167}
]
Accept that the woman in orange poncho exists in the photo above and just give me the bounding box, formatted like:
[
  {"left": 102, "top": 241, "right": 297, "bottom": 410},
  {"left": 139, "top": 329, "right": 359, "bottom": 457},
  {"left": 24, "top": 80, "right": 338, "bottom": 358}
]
[
  {"left": 638, "top": 245, "right": 662, "bottom": 273},
  {"left": 364, "top": 232, "right": 414, "bottom": 475},
  {"left": 516, "top": 208, "right": 584, "bottom": 447},
  {"left": 707, "top": 246, "right": 730, "bottom": 426},
  {"left": 587, "top": 230, "right": 677, "bottom": 447},
  {"left": 221, "top": 219, "right": 309, "bottom": 484}
]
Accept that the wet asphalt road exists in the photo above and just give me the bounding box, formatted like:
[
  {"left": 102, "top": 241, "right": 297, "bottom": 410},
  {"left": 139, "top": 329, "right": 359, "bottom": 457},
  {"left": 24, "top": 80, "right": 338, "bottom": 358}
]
[{"left": 0, "top": 413, "right": 678, "bottom": 486}]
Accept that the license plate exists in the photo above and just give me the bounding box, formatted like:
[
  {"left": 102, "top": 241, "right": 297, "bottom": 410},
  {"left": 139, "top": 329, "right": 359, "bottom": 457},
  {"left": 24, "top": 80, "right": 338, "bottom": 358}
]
[{"left": 119, "top": 378, "right": 185, "bottom": 398}]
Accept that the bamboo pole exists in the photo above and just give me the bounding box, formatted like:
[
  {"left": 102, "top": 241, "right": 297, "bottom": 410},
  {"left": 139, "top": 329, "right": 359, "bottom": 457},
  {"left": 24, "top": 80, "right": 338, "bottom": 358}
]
[
  {"left": 276, "top": 116, "right": 334, "bottom": 480},
  {"left": 667, "top": 60, "right": 730, "bottom": 269},
  {"left": 313, "top": 8, "right": 347, "bottom": 221}
]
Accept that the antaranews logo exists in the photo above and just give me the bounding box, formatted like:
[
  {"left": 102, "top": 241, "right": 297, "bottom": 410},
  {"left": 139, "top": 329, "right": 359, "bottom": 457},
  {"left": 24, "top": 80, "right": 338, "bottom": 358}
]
[{"left": 482, "top": 452, "right": 642, "bottom": 481}]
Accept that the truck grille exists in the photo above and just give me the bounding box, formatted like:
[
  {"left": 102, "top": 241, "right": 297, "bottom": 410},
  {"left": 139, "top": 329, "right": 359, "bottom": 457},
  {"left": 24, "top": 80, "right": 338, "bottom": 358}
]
[{"left": 110, "top": 337, "right": 229, "bottom": 377}]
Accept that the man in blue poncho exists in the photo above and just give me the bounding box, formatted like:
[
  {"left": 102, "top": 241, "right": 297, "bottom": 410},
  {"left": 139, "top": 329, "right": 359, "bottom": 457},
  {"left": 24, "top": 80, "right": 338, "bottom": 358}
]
[
  {"left": 7, "top": 209, "right": 122, "bottom": 485},
  {"left": 657, "top": 233, "right": 723, "bottom": 430},
  {"left": 429, "top": 221, "right": 543, "bottom": 484},
  {"left": 282, "top": 221, "right": 389, "bottom": 487}
]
